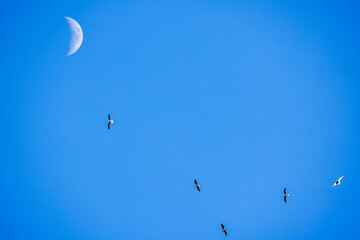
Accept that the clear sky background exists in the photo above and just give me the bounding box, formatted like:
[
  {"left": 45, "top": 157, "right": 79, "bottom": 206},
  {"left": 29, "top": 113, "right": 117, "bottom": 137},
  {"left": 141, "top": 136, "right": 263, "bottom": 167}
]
[{"left": 1, "top": 0, "right": 360, "bottom": 239}]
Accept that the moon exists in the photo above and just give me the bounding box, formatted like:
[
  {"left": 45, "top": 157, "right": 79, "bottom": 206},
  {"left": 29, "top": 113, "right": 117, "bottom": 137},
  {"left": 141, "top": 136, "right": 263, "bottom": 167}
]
[{"left": 65, "top": 16, "right": 83, "bottom": 56}]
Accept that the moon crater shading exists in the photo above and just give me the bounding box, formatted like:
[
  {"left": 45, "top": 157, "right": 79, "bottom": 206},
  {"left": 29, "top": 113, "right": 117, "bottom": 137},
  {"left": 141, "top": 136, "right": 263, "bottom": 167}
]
[{"left": 65, "top": 16, "right": 83, "bottom": 56}]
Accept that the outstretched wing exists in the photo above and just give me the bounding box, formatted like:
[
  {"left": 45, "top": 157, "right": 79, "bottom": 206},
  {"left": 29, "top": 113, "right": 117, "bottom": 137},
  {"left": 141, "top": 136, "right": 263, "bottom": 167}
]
[
  {"left": 194, "top": 179, "right": 198, "bottom": 185},
  {"left": 196, "top": 186, "right": 200, "bottom": 192},
  {"left": 108, "top": 114, "right": 111, "bottom": 120},
  {"left": 224, "top": 230, "right": 227, "bottom": 237},
  {"left": 108, "top": 122, "right": 111, "bottom": 129},
  {"left": 284, "top": 195, "right": 287, "bottom": 203},
  {"left": 221, "top": 224, "right": 225, "bottom": 229},
  {"left": 284, "top": 188, "right": 287, "bottom": 194},
  {"left": 338, "top": 176, "right": 344, "bottom": 181}
]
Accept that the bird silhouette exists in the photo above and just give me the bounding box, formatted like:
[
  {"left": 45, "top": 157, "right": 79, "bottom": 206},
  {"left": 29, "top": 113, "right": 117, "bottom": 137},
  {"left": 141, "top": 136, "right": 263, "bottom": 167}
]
[
  {"left": 284, "top": 188, "right": 290, "bottom": 203},
  {"left": 194, "top": 179, "right": 200, "bottom": 192},
  {"left": 221, "top": 223, "right": 227, "bottom": 237},
  {"left": 108, "top": 114, "right": 114, "bottom": 129}
]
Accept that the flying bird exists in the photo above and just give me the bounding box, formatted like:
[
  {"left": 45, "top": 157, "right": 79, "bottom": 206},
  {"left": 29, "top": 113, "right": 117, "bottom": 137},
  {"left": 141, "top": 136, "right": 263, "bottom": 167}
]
[
  {"left": 221, "top": 223, "right": 227, "bottom": 237},
  {"left": 194, "top": 179, "right": 200, "bottom": 192},
  {"left": 284, "top": 188, "right": 289, "bottom": 203},
  {"left": 332, "top": 176, "right": 344, "bottom": 187},
  {"left": 108, "top": 114, "right": 114, "bottom": 129}
]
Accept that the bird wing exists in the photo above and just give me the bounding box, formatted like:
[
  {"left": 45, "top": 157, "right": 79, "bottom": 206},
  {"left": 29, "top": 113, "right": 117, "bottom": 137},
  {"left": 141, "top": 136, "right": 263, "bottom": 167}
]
[
  {"left": 194, "top": 179, "right": 198, "bottom": 185},
  {"left": 339, "top": 176, "right": 344, "bottom": 181},
  {"left": 224, "top": 230, "right": 227, "bottom": 236},
  {"left": 284, "top": 195, "right": 287, "bottom": 203},
  {"left": 284, "top": 188, "right": 287, "bottom": 194},
  {"left": 197, "top": 186, "right": 200, "bottom": 192},
  {"left": 108, "top": 122, "right": 111, "bottom": 129},
  {"left": 221, "top": 224, "right": 225, "bottom": 229},
  {"left": 108, "top": 114, "right": 111, "bottom": 120}
]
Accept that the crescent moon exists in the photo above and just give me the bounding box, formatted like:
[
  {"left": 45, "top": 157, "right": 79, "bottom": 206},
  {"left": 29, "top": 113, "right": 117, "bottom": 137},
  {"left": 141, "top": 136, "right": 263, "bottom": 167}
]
[{"left": 65, "top": 16, "right": 83, "bottom": 56}]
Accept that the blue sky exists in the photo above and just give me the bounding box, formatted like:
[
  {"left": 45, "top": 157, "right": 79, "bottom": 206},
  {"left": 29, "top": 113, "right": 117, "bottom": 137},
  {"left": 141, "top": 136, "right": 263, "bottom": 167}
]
[{"left": 1, "top": 0, "right": 360, "bottom": 239}]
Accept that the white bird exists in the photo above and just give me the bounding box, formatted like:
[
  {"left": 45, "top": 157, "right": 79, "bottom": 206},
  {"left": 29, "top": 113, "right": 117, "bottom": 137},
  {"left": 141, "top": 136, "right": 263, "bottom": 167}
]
[
  {"left": 332, "top": 176, "right": 344, "bottom": 187},
  {"left": 108, "top": 114, "right": 114, "bottom": 129},
  {"left": 284, "top": 188, "right": 289, "bottom": 203}
]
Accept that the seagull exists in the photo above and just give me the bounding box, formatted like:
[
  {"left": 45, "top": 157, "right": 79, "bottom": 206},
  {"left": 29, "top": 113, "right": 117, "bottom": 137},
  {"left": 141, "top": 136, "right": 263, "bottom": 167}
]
[
  {"left": 221, "top": 223, "right": 227, "bottom": 237},
  {"left": 108, "top": 114, "right": 114, "bottom": 129},
  {"left": 332, "top": 176, "right": 344, "bottom": 187},
  {"left": 194, "top": 179, "right": 200, "bottom": 192},
  {"left": 284, "top": 188, "right": 289, "bottom": 203}
]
